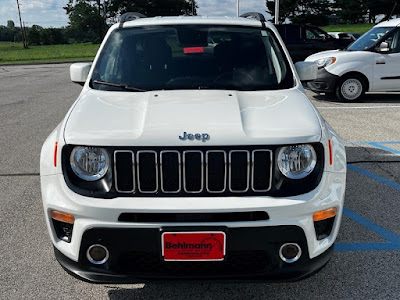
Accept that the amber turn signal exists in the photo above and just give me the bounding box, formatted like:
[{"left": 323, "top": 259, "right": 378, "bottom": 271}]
[
  {"left": 313, "top": 207, "right": 337, "bottom": 222},
  {"left": 50, "top": 210, "right": 75, "bottom": 224}
]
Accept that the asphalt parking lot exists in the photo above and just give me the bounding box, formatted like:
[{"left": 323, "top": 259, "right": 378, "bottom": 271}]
[{"left": 0, "top": 64, "right": 399, "bottom": 300}]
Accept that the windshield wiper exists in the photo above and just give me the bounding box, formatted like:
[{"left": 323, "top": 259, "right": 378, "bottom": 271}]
[{"left": 93, "top": 80, "right": 146, "bottom": 92}]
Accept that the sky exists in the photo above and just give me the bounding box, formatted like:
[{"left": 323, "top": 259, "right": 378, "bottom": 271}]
[
  {"left": 0, "top": 0, "right": 70, "bottom": 28},
  {"left": 0, "top": 0, "right": 268, "bottom": 28},
  {"left": 197, "top": 0, "right": 268, "bottom": 19}
]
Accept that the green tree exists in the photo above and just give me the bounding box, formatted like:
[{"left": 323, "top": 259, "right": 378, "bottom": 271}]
[
  {"left": 266, "top": 0, "right": 331, "bottom": 25},
  {"left": 294, "top": 0, "right": 332, "bottom": 25},
  {"left": 64, "top": 0, "right": 107, "bottom": 42},
  {"left": 266, "top": 0, "right": 299, "bottom": 22},
  {"left": 7, "top": 20, "right": 15, "bottom": 28},
  {"left": 108, "top": 0, "right": 197, "bottom": 18},
  {"left": 65, "top": 0, "right": 198, "bottom": 42},
  {"left": 364, "top": 0, "right": 400, "bottom": 22},
  {"left": 40, "top": 29, "right": 51, "bottom": 45},
  {"left": 27, "top": 25, "right": 41, "bottom": 45},
  {"left": 334, "top": 0, "right": 366, "bottom": 24}
]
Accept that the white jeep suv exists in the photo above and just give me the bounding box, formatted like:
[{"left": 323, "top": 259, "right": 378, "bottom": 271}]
[{"left": 40, "top": 12, "right": 346, "bottom": 283}]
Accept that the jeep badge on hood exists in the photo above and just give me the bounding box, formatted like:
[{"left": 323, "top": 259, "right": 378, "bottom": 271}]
[{"left": 179, "top": 132, "right": 210, "bottom": 142}]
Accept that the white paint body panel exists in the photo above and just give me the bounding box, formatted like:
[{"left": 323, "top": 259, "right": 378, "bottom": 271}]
[
  {"left": 70, "top": 63, "right": 92, "bottom": 84},
  {"left": 64, "top": 89, "right": 322, "bottom": 146}
]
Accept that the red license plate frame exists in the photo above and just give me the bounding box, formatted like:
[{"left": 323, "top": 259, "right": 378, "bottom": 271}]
[{"left": 161, "top": 231, "right": 226, "bottom": 261}]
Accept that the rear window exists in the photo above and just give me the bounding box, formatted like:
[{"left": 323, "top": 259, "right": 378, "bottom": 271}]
[{"left": 91, "top": 25, "right": 294, "bottom": 92}]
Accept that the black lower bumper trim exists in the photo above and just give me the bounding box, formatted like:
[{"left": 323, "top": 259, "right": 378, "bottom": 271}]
[
  {"left": 307, "top": 68, "right": 339, "bottom": 93},
  {"left": 54, "top": 226, "right": 334, "bottom": 283}
]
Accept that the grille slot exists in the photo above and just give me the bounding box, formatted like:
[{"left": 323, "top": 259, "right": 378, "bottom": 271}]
[
  {"left": 160, "top": 151, "right": 181, "bottom": 193},
  {"left": 183, "top": 151, "right": 204, "bottom": 193},
  {"left": 137, "top": 151, "right": 158, "bottom": 193},
  {"left": 206, "top": 151, "right": 227, "bottom": 193},
  {"left": 229, "top": 150, "right": 250, "bottom": 193},
  {"left": 252, "top": 150, "right": 273, "bottom": 192},
  {"left": 114, "top": 148, "right": 272, "bottom": 196},
  {"left": 114, "top": 151, "right": 135, "bottom": 193}
]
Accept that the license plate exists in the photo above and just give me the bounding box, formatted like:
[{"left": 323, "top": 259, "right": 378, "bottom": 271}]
[{"left": 161, "top": 232, "right": 226, "bottom": 261}]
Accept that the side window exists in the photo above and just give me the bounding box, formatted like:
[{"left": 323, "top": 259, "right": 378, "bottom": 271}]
[
  {"left": 305, "top": 28, "right": 325, "bottom": 40},
  {"left": 306, "top": 29, "right": 318, "bottom": 40},
  {"left": 338, "top": 33, "right": 351, "bottom": 40},
  {"left": 387, "top": 29, "right": 400, "bottom": 53}
]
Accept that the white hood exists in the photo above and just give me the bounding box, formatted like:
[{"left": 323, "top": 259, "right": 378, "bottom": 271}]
[
  {"left": 305, "top": 49, "right": 342, "bottom": 61},
  {"left": 64, "top": 89, "right": 322, "bottom": 146}
]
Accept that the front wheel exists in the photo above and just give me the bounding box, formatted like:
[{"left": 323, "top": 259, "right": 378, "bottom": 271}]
[{"left": 335, "top": 75, "right": 366, "bottom": 102}]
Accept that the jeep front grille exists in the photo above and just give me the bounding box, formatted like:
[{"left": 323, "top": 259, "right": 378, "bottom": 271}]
[{"left": 114, "top": 148, "right": 272, "bottom": 196}]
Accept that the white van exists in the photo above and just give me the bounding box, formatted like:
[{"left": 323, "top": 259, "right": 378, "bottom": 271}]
[{"left": 306, "top": 19, "right": 400, "bottom": 101}]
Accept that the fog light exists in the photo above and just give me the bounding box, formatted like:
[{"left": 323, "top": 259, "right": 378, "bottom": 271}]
[
  {"left": 314, "top": 217, "right": 336, "bottom": 240},
  {"left": 87, "top": 244, "right": 109, "bottom": 265},
  {"left": 52, "top": 219, "right": 73, "bottom": 243},
  {"left": 279, "top": 243, "right": 302, "bottom": 263},
  {"left": 51, "top": 210, "right": 74, "bottom": 243}
]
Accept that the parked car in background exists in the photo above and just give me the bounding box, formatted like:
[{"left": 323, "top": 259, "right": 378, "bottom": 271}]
[
  {"left": 328, "top": 32, "right": 356, "bottom": 41},
  {"left": 349, "top": 32, "right": 361, "bottom": 40},
  {"left": 305, "top": 18, "right": 400, "bottom": 101},
  {"left": 276, "top": 24, "right": 352, "bottom": 62}
]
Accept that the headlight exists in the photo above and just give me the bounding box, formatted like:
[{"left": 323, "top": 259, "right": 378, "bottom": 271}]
[
  {"left": 315, "top": 57, "right": 336, "bottom": 69},
  {"left": 70, "top": 146, "right": 109, "bottom": 181},
  {"left": 277, "top": 144, "right": 317, "bottom": 179}
]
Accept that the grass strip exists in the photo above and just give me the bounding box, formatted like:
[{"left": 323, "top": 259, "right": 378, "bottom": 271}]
[
  {"left": 321, "top": 24, "right": 375, "bottom": 34},
  {"left": 0, "top": 42, "right": 99, "bottom": 65}
]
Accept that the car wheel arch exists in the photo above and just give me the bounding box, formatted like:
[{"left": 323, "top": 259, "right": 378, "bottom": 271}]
[
  {"left": 337, "top": 71, "right": 369, "bottom": 91},
  {"left": 335, "top": 72, "right": 369, "bottom": 101}
]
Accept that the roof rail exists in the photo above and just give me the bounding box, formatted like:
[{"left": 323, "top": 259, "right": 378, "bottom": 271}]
[
  {"left": 119, "top": 12, "right": 147, "bottom": 28},
  {"left": 240, "top": 12, "right": 266, "bottom": 22}
]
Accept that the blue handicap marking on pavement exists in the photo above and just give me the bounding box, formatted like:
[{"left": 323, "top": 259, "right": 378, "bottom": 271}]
[
  {"left": 335, "top": 207, "right": 400, "bottom": 251},
  {"left": 334, "top": 144, "right": 400, "bottom": 251},
  {"left": 344, "top": 141, "right": 400, "bottom": 156},
  {"left": 368, "top": 142, "right": 400, "bottom": 156},
  {"left": 347, "top": 164, "right": 400, "bottom": 190}
]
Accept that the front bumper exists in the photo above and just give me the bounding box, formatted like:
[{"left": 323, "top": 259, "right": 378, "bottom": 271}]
[
  {"left": 307, "top": 68, "right": 339, "bottom": 93},
  {"left": 55, "top": 226, "right": 334, "bottom": 283},
  {"left": 41, "top": 170, "right": 345, "bottom": 282}
]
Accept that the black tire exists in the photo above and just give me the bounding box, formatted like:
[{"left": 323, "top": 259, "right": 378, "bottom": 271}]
[{"left": 335, "top": 74, "right": 366, "bottom": 102}]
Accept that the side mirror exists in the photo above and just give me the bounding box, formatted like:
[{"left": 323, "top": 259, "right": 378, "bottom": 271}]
[
  {"left": 295, "top": 61, "right": 317, "bottom": 82},
  {"left": 377, "top": 42, "right": 390, "bottom": 53},
  {"left": 70, "top": 63, "right": 92, "bottom": 86}
]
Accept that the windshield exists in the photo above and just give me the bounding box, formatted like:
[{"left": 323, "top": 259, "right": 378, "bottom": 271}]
[
  {"left": 91, "top": 25, "right": 294, "bottom": 92},
  {"left": 347, "top": 27, "right": 394, "bottom": 51}
]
